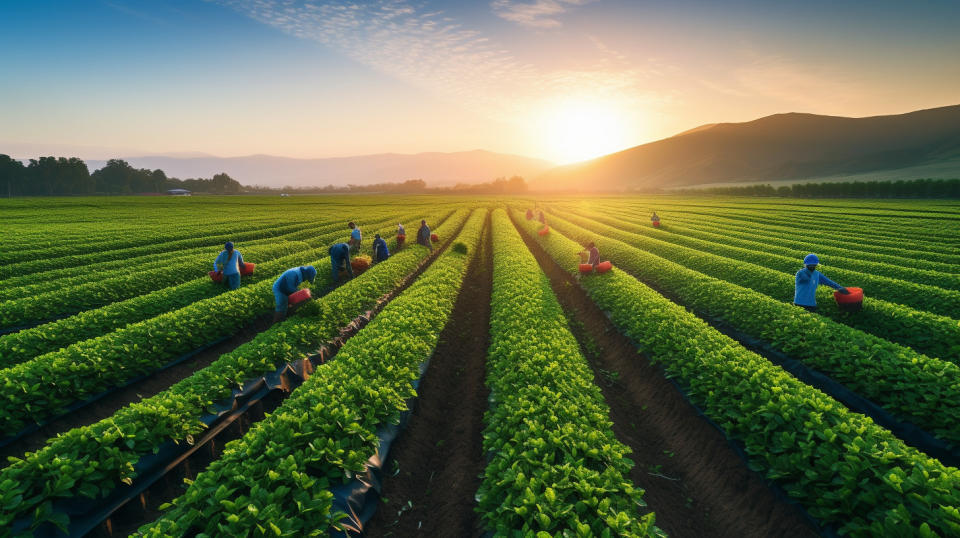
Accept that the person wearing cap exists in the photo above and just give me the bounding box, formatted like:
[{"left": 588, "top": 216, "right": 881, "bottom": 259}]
[
  {"left": 329, "top": 242, "right": 353, "bottom": 283},
  {"left": 213, "top": 241, "right": 245, "bottom": 290},
  {"left": 417, "top": 219, "right": 433, "bottom": 251},
  {"left": 348, "top": 221, "right": 362, "bottom": 254},
  {"left": 372, "top": 233, "right": 390, "bottom": 263},
  {"left": 579, "top": 241, "right": 600, "bottom": 268},
  {"left": 273, "top": 265, "right": 317, "bottom": 321},
  {"left": 794, "top": 253, "right": 849, "bottom": 312}
]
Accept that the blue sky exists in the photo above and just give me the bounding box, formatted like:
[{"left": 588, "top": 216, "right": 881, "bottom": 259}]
[{"left": 2, "top": 0, "right": 958, "bottom": 163}]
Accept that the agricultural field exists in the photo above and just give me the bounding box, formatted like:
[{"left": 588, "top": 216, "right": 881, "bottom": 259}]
[{"left": 0, "top": 195, "right": 958, "bottom": 537}]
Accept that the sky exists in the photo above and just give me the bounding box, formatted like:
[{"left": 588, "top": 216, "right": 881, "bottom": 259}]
[{"left": 2, "top": 0, "right": 959, "bottom": 164}]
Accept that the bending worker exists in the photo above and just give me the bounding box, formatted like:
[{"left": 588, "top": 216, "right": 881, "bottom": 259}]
[
  {"left": 372, "top": 233, "right": 390, "bottom": 263},
  {"left": 794, "top": 253, "right": 849, "bottom": 312},
  {"left": 651, "top": 212, "right": 660, "bottom": 224},
  {"left": 273, "top": 265, "right": 317, "bottom": 322},
  {"left": 417, "top": 219, "right": 433, "bottom": 251},
  {"left": 213, "top": 241, "right": 244, "bottom": 290},
  {"left": 329, "top": 242, "right": 353, "bottom": 283},
  {"left": 348, "top": 221, "right": 362, "bottom": 254},
  {"left": 579, "top": 241, "right": 600, "bottom": 268}
]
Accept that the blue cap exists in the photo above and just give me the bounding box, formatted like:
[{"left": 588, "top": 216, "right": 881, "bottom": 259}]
[
  {"left": 301, "top": 265, "right": 317, "bottom": 283},
  {"left": 225, "top": 241, "right": 234, "bottom": 250},
  {"left": 803, "top": 253, "right": 819, "bottom": 265}
]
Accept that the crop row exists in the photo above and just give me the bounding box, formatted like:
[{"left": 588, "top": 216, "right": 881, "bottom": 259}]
[
  {"left": 602, "top": 211, "right": 960, "bottom": 291},
  {"left": 632, "top": 208, "right": 960, "bottom": 276},
  {"left": 133, "top": 210, "right": 485, "bottom": 536},
  {"left": 0, "top": 207, "right": 428, "bottom": 295},
  {"left": 565, "top": 208, "right": 960, "bottom": 319},
  {"left": 0, "top": 209, "right": 476, "bottom": 534},
  {"left": 0, "top": 217, "right": 307, "bottom": 265},
  {"left": 529, "top": 210, "right": 960, "bottom": 446},
  {"left": 640, "top": 205, "right": 960, "bottom": 261},
  {"left": 515, "top": 214, "right": 960, "bottom": 536},
  {"left": 551, "top": 210, "right": 960, "bottom": 360},
  {"left": 0, "top": 210, "right": 459, "bottom": 432},
  {"left": 0, "top": 211, "right": 440, "bottom": 367},
  {"left": 0, "top": 241, "right": 308, "bottom": 330},
  {"left": 0, "top": 221, "right": 321, "bottom": 280},
  {"left": 629, "top": 200, "right": 960, "bottom": 246},
  {"left": 476, "top": 209, "right": 662, "bottom": 536}
]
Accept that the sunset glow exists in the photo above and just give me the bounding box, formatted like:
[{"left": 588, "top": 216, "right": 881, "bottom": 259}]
[{"left": 537, "top": 98, "right": 637, "bottom": 164}]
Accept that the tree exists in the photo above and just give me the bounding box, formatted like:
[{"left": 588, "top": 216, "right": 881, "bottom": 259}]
[{"left": 0, "top": 155, "right": 26, "bottom": 197}]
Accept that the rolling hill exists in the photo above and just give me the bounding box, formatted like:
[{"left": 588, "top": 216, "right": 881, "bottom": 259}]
[{"left": 534, "top": 104, "right": 960, "bottom": 191}]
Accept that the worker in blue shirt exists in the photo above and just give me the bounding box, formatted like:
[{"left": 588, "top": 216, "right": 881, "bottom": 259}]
[
  {"left": 348, "top": 221, "right": 362, "bottom": 254},
  {"left": 272, "top": 265, "right": 316, "bottom": 322},
  {"left": 372, "top": 234, "right": 389, "bottom": 263},
  {"left": 794, "top": 254, "right": 849, "bottom": 312},
  {"left": 417, "top": 219, "right": 433, "bottom": 251},
  {"left": 329, "top": 242, "right": 353, "bottom": 283},
  {"left": 213, "top": 241, "right": 244, "bottom": 290}
]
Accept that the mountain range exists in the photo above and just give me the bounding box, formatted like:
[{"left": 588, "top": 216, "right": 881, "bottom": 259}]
[
  {"left": 534, "top": 104, "right": 960, "bottom": 191},
  {"left": 85, "top": 150, "right": 554, "bottom": 188}
]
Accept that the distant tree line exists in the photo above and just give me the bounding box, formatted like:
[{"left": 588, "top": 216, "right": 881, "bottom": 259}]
[
  {"left": 0, "top": 155, "right": 242, "bottom": 196},
  {"left": 245, "top": 175, "right": 529, "bottom": 195},
  {"left": 678, "top": 178, "right": 960, "bottom": 198}
]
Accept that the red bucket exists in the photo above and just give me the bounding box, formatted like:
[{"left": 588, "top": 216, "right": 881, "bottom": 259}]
[
  {"left": 239, "top": 262, "right": 255, "bottom": 276},
  {"left": 579, "top": 264, "right": 594, "bottom": 274},
  {"left": 431, "top": 233, "right": 439, "bottom": 243},
  {"left": 538, "top": 226, "right": 549, "bottom": 236},
  {"left": 596, "top": 261, "right": 612, "bottom": 273},
  {"left": 208, "top": 271, "right": 222, "bottom": 283},
  {"left": 834, "top": 287, "right": 864, "bottom": 312},
  {"left": 289, "top": 288, "right": 312, "bottom": 306},
  {"left": 652, "top": 221, "right": 661, "bottom": 228}
]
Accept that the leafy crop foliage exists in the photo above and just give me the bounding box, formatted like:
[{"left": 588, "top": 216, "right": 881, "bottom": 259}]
[
  {"left": 135, "top": 210, "right": 485, "bottom": 536},
  {"left": 0, "top": 209, "right": 475, "bottom": 534},
  {"left": 516, "top": 212, "right": 960, "bottom": 536},
  {"left": 476, "top": 210, "right": 662, "bottom": 537}
]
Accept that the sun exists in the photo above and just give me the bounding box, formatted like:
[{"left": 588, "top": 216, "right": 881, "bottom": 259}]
[{"left": 536, "top": 98, "right": 635, "bottom": 164}]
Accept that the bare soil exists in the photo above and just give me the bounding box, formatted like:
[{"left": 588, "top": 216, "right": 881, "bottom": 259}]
[
  {"left": 514, "top": 215, "right": 819, "bottom": 538},
  {"left": 364, "top": 214, "right": 492, "bottom": 538}
]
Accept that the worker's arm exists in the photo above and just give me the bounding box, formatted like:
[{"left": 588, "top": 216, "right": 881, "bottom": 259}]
[
  {"left": 817, "top": 272, "right": 844, "bottom": 291},
  {"left": 236, "top": 251, "right": 244, "bottom": 268},
  {"left": 213, "top": 251, "right": 224, "bottom": 272}
]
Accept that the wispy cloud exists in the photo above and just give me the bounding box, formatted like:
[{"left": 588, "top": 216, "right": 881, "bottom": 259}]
[
  {"left": 215, "top": 0, "right": 665, "bottom": 119},
  {"left": 490, "top": 0, "right": 595, "bottom": 29}
]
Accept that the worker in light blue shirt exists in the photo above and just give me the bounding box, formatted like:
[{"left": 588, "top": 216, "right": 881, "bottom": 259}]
[
  {"left": 329, "top": 242, "right": 353, "bottom": 283},
  {"left": 348, "top": 221, "right": 362, "bottom": 254},
  {"left": 273, "top": 265, "right": 316, "bottom": 321},
  {"left": 213, "top": 241, "right": 244, "bottom": 290},
  {"left": 794, "top": 254, "right": 849, "bottom": 312}
]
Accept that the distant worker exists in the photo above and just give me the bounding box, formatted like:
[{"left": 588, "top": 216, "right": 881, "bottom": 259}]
[
  {"left": 538, "top": 211, "right": 546, "bottom": 224},
  {"left": 329, "top": 242, "right": 353, "bottom": 283},
  {"left": 397, "top": 223, "right": 406, "bottom": 236},
  {"left": 651, "top": 212, "right": 660, "bottom": 224},
  {"left": 526, "top": 208, "right": 534, "bottom": 220},
  {"left": 213, "top": 241, "right": 245, "bottom": 290},
  {"left": 272, "top": 265, "right": 317, "bottom": 322},
  {"left": 417, "top": 219, "right": 433, "bottom": 251},
  {"left": 372, "top": 233, "right": 390, "bottom": 263},
  {"left": 348, "top": 221, "right": 362, "bottom": 254},
  {"left": 579, "top": 241, "right": 600, "bottom": 268},
  {"left": 397, "top": 223, "right": 406, "bottom": 248},
  {"left": 794, "top": 254, "right": 849, "bottom": 312}
]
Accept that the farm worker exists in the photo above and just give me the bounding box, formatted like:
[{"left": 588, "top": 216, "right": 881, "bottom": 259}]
[
  {"left": 526, "top": 208, "right": 534, "bottom": 220},
  {"left": 348, "top": 221, "right": 362, "bottom": 254},
  {"left": 396, "top": 223, "right": 406, "bottom": 248},
  {"left": 213, "top": 241, "right": 245, "bottom": 290},
  {"left": 272, "top": 265, "right": 317, "bottom": 322},
  {"left": 579, "top": 242, "right": 600, "bottom": 267},
  {"left": 651, "top": 212, "right": 660, "bottom": 224},
  {"left": 417, "top": 219, "right": 433, "bottom": 251},
  {"left": 794, "top": 253, "right": 849, "bottom": 312},
  {"left": 397, "top": 223, "right": 406, "bottom": 236},
  {"left": 329, "top": 242, "right": 353, "bottom": 283},
  {"left": 372, "top": 233, "right": 390, "bottom": 263},
  {"left": 538, "top": 211, "right": 546, "bottom": 224}
]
